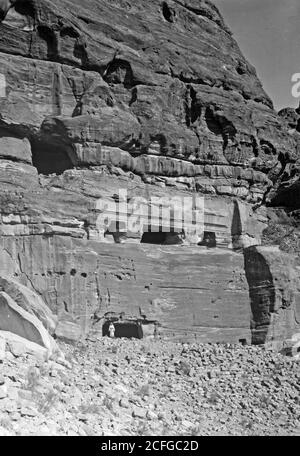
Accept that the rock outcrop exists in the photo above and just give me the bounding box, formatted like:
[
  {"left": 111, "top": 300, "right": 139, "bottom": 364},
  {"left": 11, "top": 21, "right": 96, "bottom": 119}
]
[
  {"left": 0, "top": 235, "right": 299, "bottom": 345},
  {"left": 266, "top": 105, "right": 300, "bottom": 209},
  {"left": 0, "top": 0, "right": 296, "bottom": 210},
  {"left": 244, "top": 246, "right": 300, "bottom": 345},
  {"left": 0, "top": 0, "right": 299, "bottom": 343},
  {"left": 0, "top": 286, "right": 60, "bottom": 360},
  {"left": 0, "top": 276, "right": 57, "bottom": 333},
  {"left": 0, "top": 275, "right": 68, "bottom": 362}
]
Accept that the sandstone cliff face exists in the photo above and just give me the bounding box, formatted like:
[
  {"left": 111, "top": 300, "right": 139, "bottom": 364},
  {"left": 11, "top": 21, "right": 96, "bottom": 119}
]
[
  {"left": 0, "top": 0, "right": 295, "bottom": 207},
  {"left": 1, "top": 235, "right": 299, "bottom": 345},
  {"left": 260, "top": 106, "right": 300, "bottom": 255},
  {"left": 269, "top": 106, "right": 300, "bottom": 209},
  {"left": 0, "top": 0, "right": 299, "bottom": 343}
]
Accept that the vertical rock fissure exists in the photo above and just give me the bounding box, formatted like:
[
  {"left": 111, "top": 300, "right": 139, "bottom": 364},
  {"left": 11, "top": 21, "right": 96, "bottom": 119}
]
[{"left": 244, "top": 247, "right": 276, "bottom": 344}]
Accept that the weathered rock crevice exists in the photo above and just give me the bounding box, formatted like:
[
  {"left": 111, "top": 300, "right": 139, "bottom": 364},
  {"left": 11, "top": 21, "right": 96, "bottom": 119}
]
[
  {"left": 37, "top": 25, "right": 58, "bottom": 61},
  {"left": 244, "top": 247, "right": 275, "bottom": 344},
  {"left": 103, "top": 58, "right": 135, "bottom": 89},
  {"left": 162, "top": 2, "right": 176, "bottom": 23},
  {"left": 244, "top": 246, "right": 299, "bottom": 345}
]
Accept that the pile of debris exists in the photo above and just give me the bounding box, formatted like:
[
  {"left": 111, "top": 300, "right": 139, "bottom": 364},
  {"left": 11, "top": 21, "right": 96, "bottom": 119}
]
[{"left": 0, "top": 335, "right": 299, "bottom": 436}]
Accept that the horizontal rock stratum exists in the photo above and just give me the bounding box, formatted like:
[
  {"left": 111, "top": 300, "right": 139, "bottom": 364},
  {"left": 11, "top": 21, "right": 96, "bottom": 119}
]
[
  {"left": 0, "top": 236, "right": 299, "bottom": 346},
  {"left": 0, "top": 0, "right": 299, "bottom": 344}
]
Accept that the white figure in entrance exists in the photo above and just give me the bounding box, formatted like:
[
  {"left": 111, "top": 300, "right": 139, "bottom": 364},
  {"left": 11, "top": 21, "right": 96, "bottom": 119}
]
[{"left": 108, "top": 322, "right": 115, "bottom": 338}]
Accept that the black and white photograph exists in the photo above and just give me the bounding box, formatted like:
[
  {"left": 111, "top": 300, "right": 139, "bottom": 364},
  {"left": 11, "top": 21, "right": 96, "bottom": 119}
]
[{"left": 0, "top": 0, "right": 299, "bottom": 441}]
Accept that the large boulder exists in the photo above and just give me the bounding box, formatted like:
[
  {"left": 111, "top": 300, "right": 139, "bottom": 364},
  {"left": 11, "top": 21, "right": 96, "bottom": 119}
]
[
  {"left": 0, "top": 330, "right": 49, "bottom": 362},
  {"left": 0, "top": 291, "right": 58, "bottom": 356},
  {"left": 0, "top": 276, "right": 57, "bottom": 334}
]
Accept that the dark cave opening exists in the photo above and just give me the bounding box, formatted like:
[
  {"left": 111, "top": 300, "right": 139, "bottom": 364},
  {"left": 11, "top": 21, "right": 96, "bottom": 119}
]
[
  {"left": 239, "top": 338, "right": 248, "bottom": 346},
  {"left": 162, "top": 2, "right": 174, "bottom": 23},
  {"left": 102, "top": 320, "right": 143, "bottom": 339},
  {"left": 37, "top": 25, "right": 58, "bottom": 61},
  {"left": 31, "top": 138, "right": 75, "bottom": 175},
  {"left": 205, "top": 108, "right": 237, "bottom": 147},
  {"left": 244, "top": 247, "right": 276, "bottom": 344},
  {"left": 205, "top": 107, "right": 223, "bottom": 136},
  {"left": 198, "top": 231, "right": 217, "bottom": 248},
  {"left": 60, "top": 26, "right": 79, "bottom": 39},
  {"left": 190, "top": 87, "right": 201, "bottom": 124},
  {"left": 103, "top": 59, "right": 134, "bottom": 89},
  {"left": 141, "top": 232, "right": 167, "bottom": 244},
  {"left": 104, "top": 231, "right": 127, "bottom": 244},
  {"left": 15, "top": 0, "right": 35, "bottom": 19},
  {"left": 141, "top": 231, "right": 184, "bottom": 245}
]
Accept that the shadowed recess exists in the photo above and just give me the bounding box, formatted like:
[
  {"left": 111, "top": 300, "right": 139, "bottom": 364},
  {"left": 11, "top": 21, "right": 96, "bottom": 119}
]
[
  {"left": 31, "top": 137, "right": 75, "bottom": 175},
  {"left": 102, "top": 320, "right": 143, "bottom": 339},
  {"left": 244, "top": 246, "right": 275, "bottom": 344}
]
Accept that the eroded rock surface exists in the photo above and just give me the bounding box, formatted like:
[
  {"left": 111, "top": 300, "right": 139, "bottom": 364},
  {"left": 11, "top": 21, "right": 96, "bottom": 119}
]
[
  {"left": 0, "top": 276, "right": 57, "bottom": 334},
  {"left": 0, "top": 0, "right": 296, "bottom": 213},
  {"left": 0, "top": 0, "right": 299, "bottom": 343},
  {"left": 0, "top": 236, "right": 299, "bottom": 345}
]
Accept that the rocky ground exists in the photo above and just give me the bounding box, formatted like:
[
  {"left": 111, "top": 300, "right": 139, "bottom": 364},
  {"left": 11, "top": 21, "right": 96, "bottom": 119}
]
[{"left": 0, "top": 335, "right": 299, "bottom": 436}]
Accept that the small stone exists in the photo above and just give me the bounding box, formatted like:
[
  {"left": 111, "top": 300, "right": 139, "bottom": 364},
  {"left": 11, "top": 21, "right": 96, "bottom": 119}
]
[
  {"left": 158, "top": 412, "right": 167, "bottom": 421},
  {"left": 4, "top": 352, "right": 14, "bottom": 362},
  {"left": 182, "top": 420, "right": 194, "bottom": 428},
  {"left": 78, "top": 413, "right": 88, "bottom": 422},
  {"left": 146, "top": 410, "right": 157, "bottom": 420},
  {"left": 189, "top": 367, "right": 196, "bottom": 377},
  {"left": 0, "top": 384, "right": 8, "bottom": 399},
  {"left": 18, "top": 389, "right": 33, "bottom": 402},
  {"left": 10, "top": 412, "right": 21, "bottom": 421},
  {"left": 0, "top": 427, "right": 10, "bottom": 436},
  {"left": 77, "top": 427, "right": 87, "bottom": 436},
  {"left": 7, "top": 387, "right": 19, "bottom": 401},
  {"left": 67, "top": 430, "right": 79, "bottom": 436},
  {"left": 20, "top": 406, "right": 38, "bottom": 417},
  {"left": 207, "top": 370, "right": 216, "bottom": 379},
  {"left": 81, "top": 424, "right": 95, "bottom": 436},
  {"left": 119, "top": 398, "right": 130, "bottom": 409},
  {"left": 178, "top": 361, "right": 191, "bottom": 375},
  {"left": 8, "top": 341, "right": 27, "bottom": 358},
  {"left": 132, "top": 407, "right": 147, "bottom": 419},
  {"left": 3, "top": 399, "right": 17, "bottom": 413},
  {"left": 0, "top": 338, "right": 6, "bottom": 362}
]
